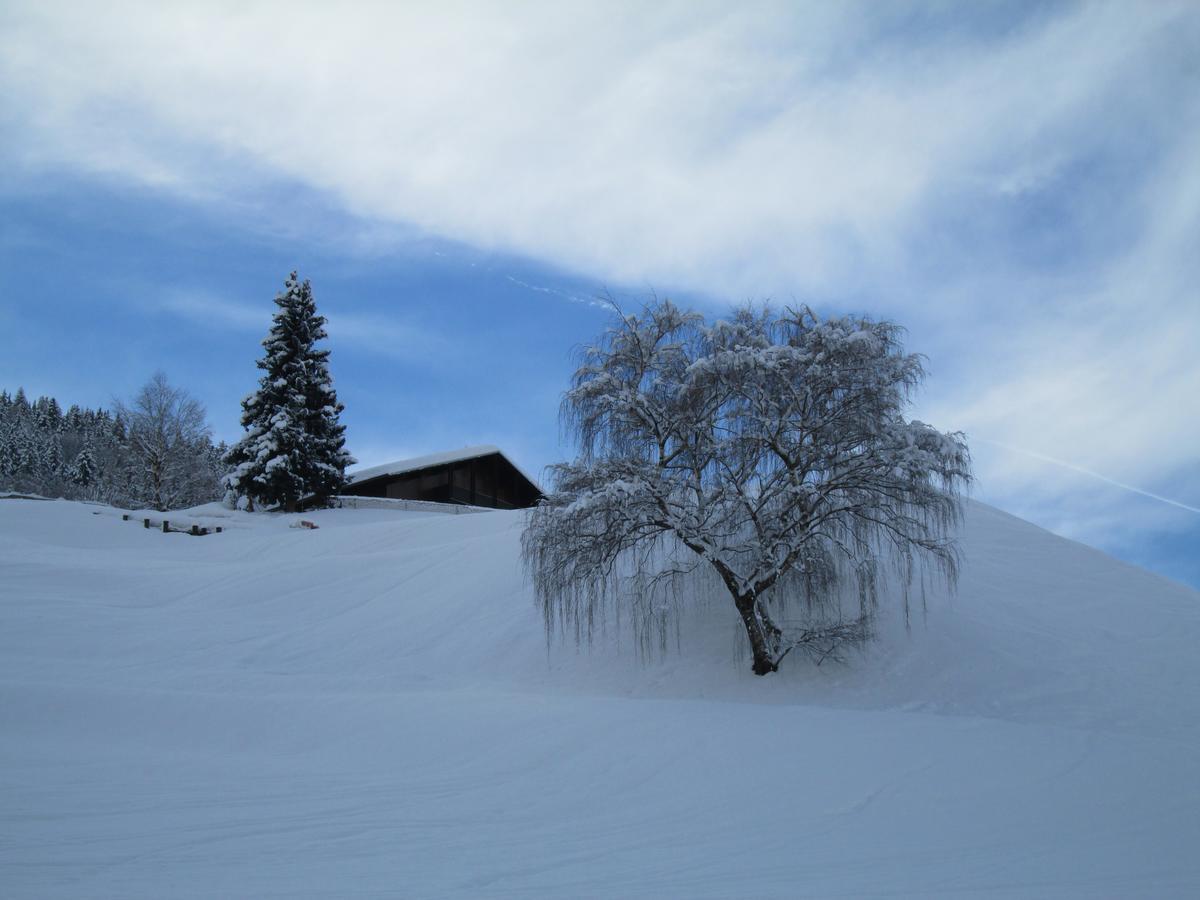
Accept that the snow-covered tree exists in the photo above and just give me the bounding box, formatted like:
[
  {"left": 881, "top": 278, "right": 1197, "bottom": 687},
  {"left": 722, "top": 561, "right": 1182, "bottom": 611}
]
[
  {"left": 35, "top": 396, "right": 62, "bottom": 433},
  {"left": 523, "top": 299, "right": 971, "bottom": 676},
  {"left": 13, "top": 428, "right": 37, "bottom": 478},
  {"left": 118, "top": 372, "right": 218, "bottom": 511},
  {"left": 0, "top": 431, "right": 16, "bottom": 479},
  {"left": 69, "top": 445, "right": 97, "bottom": 494},
  {"left": 42, "top": 435, "right": 64, "bottom": 480},
  {"left": 225, "top": 272, "right": 354, "bottom": 511}
]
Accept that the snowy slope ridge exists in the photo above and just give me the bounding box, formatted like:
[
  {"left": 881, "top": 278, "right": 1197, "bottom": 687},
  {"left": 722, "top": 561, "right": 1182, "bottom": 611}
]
[{"left": 2, "top": 498, "right": 1198, "bottom": 897}]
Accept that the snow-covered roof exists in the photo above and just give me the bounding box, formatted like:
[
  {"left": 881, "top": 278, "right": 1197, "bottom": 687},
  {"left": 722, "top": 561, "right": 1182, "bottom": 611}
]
[{"left": 347, "top": 445, "right": 541, "bottom": 490}]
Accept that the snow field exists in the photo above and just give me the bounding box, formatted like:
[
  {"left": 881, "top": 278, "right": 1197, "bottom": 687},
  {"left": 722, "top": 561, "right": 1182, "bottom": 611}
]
[{"left": 1, "top": 498, "right": 1198, "bottom": 897}]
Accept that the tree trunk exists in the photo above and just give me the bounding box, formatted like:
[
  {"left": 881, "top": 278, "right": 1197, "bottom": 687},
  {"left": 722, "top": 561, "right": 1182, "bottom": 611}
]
[{"left": 735, "top": 594, "right": 779, "bottom": 676}]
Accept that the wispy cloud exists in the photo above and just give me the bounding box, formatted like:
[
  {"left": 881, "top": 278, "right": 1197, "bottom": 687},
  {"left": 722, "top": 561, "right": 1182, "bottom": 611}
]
[
  {"left": 325, "top": 310, "right": 450, "bottom": 362},
  {"left": 156, "top": 288, "right": 449, "bottom": 363},
  {"left": 505, "top": 275, "right": 607, "bottom": 309},
  {"left": 160, "top": 290, "right": 262, "bottom": 331},
  {"left": 975, "top": 439, "right": 1200, "bottom": 516}
]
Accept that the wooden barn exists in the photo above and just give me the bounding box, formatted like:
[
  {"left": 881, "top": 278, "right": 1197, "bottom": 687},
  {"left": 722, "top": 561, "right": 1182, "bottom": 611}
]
[{"left": 343, "top": 446, "right": 543, "bottom": 510}]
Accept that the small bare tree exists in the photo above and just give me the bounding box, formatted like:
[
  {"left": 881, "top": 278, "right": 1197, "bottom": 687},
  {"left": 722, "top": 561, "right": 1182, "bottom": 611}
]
[
  {"left": 118, "top": 372, "right": 217, "bottom": 511},
  {"left": 523, "top": 299, "right": 971, "bottom": 676}
]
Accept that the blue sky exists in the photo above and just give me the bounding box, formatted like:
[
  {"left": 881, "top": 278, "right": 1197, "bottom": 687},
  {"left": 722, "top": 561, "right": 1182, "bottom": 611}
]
[{"left": 1, "top": 1, "right": 1197, "bottom": 589}]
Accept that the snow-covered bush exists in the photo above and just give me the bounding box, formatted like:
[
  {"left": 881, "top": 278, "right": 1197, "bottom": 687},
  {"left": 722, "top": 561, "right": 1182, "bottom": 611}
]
[{"left": 523, "top": 298, "right": 971, "bottom": 676}]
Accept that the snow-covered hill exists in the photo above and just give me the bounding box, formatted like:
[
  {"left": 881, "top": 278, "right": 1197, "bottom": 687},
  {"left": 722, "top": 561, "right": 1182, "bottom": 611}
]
[{"left": 2, "top": 498, "right": 1198, "bottom": 897}]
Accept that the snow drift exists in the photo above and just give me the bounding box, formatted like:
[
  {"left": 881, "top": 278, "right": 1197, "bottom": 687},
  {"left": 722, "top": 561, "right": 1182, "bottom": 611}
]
[{"left": 1, "top": 497, "right": 1197, "bottom": 897}]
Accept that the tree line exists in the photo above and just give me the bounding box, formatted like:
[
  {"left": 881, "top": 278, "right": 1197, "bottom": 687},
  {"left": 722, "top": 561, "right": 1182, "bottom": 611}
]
[{"left": 0, "top": 380, "right": 226, "bottom": 510}]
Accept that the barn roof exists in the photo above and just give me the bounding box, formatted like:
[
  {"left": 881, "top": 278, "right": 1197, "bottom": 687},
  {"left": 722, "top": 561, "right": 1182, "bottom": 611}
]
[{"left": 347, "top": 445, "right": 542, "bottom": 491}]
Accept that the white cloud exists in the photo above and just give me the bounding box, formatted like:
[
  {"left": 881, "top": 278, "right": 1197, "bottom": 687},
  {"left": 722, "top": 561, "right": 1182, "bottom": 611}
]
[{"left": 3, "top": 1, "right": 1181, "bottom": 291}]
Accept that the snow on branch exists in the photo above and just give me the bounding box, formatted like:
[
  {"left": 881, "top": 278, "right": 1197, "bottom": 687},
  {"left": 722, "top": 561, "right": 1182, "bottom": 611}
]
[{"left": 523, "top": 296, "right": 971, "bottom": 676}]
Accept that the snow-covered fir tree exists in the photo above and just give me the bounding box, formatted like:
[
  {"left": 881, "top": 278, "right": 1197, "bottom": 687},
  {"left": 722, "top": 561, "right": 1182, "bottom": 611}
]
[
  {"left": 225, "top": 272, "right": 354, "bottom": 511},
  {"left": 69, "top": 445, "right": 97, "bottom": 496},
  {"left": 0, "top": 432, "right": 16, "bottom": 479}
]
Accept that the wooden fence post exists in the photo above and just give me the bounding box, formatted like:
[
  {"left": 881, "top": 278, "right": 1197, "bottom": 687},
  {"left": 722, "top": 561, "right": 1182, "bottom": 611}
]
[
  {"left": 144, "top": 518, "right": 150, "bottom": 529},
  {"left": 162, "top": 520, "right": 170, "bottom": 533}
]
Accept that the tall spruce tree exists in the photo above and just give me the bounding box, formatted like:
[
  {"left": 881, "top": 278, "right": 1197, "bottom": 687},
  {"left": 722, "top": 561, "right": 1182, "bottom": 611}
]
[{"left": 225, "top": 272, "right": 354, "bottom": 511}]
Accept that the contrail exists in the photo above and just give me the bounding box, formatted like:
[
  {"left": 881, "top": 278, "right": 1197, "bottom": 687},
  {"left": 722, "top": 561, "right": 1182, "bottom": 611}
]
[{"left": 977, "top": 438, "right": 1200, "bottom": 515}]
